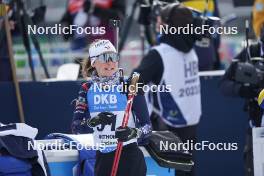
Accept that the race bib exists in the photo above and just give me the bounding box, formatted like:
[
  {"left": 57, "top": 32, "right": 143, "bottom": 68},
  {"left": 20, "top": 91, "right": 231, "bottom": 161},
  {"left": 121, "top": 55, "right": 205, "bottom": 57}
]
[{"left": 87, "top": 83, "right": 136, "bottom": 153}]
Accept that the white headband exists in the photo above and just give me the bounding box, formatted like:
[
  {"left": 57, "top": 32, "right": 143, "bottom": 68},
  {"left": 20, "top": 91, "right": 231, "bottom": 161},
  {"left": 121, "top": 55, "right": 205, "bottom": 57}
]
[{"left": 89, "top": 40, "right": 117, "bottom": 65}]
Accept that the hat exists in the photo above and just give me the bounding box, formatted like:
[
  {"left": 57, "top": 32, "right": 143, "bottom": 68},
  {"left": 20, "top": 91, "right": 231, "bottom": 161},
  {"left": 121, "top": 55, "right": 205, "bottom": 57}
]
[
  {"left": 89, "top": 40, "right": 117, "bottom": 65},
  {"left": 160, "top": 3, "right": 193, "bottom": 27}
]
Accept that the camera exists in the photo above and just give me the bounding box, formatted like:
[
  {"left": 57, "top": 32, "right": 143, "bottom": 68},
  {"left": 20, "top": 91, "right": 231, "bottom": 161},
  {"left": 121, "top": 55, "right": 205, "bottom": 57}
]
[
  {"left": 138, "top": 0, "right": 220, "bottom": 42},
  {"left": 234, "top": 57, "right": 264, "bottom": 88},
  {"left": 234, "top": 21, "right": 264, "bottom": 89}
]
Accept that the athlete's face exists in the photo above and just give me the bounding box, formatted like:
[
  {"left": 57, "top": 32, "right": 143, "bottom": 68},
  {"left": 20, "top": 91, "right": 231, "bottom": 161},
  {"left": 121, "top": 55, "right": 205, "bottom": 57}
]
[{"left": 93, "top": 59, "right": 118, "bottom": 77}]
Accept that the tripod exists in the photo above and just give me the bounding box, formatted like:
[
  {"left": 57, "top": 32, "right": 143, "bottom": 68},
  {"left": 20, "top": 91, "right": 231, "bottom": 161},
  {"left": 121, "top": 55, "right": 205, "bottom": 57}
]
[{"left": 11, "top": 0, "right": 50, "bottom": 81}]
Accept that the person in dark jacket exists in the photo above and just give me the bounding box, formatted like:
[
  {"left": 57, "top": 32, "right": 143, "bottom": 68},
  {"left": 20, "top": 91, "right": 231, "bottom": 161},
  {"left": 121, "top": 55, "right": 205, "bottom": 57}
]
[
  {"left": 133, "top": 3, "right": 201, "bottom": 176},
  {"left": 220, "top": 16, "right": 264, "bottom": 175}
]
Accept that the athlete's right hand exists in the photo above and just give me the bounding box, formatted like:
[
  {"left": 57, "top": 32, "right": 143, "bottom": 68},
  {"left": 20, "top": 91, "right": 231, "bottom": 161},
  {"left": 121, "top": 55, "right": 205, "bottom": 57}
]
[{"left": 87, "top": 112, "right": 116, "bottom": 127}]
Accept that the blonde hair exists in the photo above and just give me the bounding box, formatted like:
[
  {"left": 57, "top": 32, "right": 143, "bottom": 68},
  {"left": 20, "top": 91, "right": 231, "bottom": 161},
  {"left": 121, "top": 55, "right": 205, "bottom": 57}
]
[
  {"left": 81, "top": 59, "right": 94, "bottom": 78},
  {"left": 81, "top": 39, "right": 104, "bottom": 78}
]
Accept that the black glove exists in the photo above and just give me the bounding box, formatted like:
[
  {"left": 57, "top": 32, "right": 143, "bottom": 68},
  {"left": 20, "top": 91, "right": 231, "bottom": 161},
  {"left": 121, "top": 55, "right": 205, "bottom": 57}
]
[
  {"left": 115, "top": 126, "right": 138, "bottom": 142},
  {"left": 88, "top": 112, "right": 115, "bottom": 127},
  {"left": 239, "top": 85, "right": 259, "bottom": 99}
]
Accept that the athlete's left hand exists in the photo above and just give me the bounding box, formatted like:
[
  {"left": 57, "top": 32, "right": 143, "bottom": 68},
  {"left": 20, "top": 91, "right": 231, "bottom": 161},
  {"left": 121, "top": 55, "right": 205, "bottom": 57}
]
[
  {"left": 115, "top": 126, "right": 138, "bottom": 142},
  {"left": 87, "top": 112, "right": 115, "bottom": 127}
]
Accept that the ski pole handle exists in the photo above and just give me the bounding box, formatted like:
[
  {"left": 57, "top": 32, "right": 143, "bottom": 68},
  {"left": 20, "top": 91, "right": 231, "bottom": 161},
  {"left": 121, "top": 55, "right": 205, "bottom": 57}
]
[{"left": 128, "top": 72, "right": 140, "bottom": 95}]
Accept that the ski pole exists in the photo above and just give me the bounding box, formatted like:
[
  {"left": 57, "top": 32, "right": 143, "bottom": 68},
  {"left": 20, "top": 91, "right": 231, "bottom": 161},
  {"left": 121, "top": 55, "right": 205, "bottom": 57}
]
[
  {"left": 4, "top": 7, "right": 25, "bottom": 123},
  {"left": 111, "top": 72, "right": 140, "bottom": 176}
]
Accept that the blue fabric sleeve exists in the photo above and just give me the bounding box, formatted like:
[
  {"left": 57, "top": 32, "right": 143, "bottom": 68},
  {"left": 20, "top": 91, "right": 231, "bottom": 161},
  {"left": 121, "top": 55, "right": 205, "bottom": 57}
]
[
  {"left": 71, "top": 83, "right": 93, "bottom": 134},
  {"left": 132, "top": 94, "right": 152, "bottom": 144}
]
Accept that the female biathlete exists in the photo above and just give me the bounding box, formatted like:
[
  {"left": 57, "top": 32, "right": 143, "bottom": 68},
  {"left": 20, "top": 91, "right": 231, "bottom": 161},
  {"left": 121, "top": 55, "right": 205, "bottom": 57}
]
[{"left": 71, "top": 39, "right": 152, "bottom": 176}]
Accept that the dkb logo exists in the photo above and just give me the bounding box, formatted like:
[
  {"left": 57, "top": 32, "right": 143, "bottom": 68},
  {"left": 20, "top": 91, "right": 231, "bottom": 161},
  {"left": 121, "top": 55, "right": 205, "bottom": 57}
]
[{"left": 94, "top": 94, "right": 117, "bottom": 105}]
